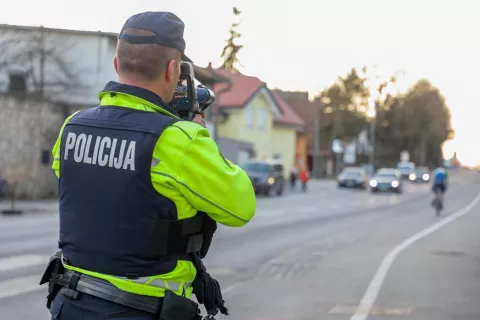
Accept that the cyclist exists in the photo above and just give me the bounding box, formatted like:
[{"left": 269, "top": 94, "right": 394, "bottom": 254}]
[{"left": 432, "top": 163, "right": 448, "bottom": 209}]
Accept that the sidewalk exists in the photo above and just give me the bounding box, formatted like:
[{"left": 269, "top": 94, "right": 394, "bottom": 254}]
[
  {"left": 0, "top": 199, "right": 59, "bottom": 214},
  {"left": 280, "top": 178, "right": 336, "bottom": 196}
]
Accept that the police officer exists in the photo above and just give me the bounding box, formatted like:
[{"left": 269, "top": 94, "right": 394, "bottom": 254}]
[{"left": 40, "top": 11, "right": 256, "bottom": 320}]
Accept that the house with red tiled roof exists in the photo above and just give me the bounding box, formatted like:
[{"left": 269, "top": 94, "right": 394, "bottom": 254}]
[
  {"left": 271, "top": 92, "right": 309, "bottom": 171},
  {"left": 209, "top": 67, "right": 305, "bottom": 176},
  {"left": 273, "top": 90, "right": 325, "bottom": 173}
]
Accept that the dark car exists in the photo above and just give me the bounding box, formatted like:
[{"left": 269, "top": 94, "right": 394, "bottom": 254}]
[
  {"left": 408, "top": 166, "right": 430, "bottom": 183},
  {"left": 369, "top": 171, "right": 403, "bottom": 194},
  {"left": 243, "top": 160, "right": 285, "bottom": 196},
  {"left": 337, "top": 167, "right": 368, "bottom": 189}
]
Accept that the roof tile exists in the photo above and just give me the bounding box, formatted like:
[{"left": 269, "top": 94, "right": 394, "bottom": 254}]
[
  {"left": 271, "top": 93, "right": 305, "bottom": 127},
  {"left": 212, "top": 68, "right": 264, "bottom": 108}
]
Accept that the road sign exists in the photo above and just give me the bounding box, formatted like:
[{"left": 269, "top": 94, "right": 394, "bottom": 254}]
[
  {"left": 400, "top": 151, "right": 409, "bottom": 162},
  {"left": 343, "top": 143, "right": 356, "bottom": 164}
]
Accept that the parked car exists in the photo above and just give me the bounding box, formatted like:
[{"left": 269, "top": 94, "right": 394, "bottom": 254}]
[
  {"left": 337, "top": 167, "right": 368, "bottom": 189},
  {"left": 409, "top": 167, "right": 430, "bottom": 183},
  {"left": 369, "top": 170, "right": 403, "bottom": 194},
  {"left": 243, "top": 160, "right": 285, "bottom": 196}
]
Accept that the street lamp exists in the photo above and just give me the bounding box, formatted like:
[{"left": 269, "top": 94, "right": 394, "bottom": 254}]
[
  {"left": 367, "top": 97, "right": 376, "bottom": 169},
  {"left": 312, "top": 96, "right": 331, "bottom": 179}
]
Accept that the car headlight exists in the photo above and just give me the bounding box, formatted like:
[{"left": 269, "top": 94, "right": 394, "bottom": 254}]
[
  {"left": 267, "top": 177, "right": 275, "bottom": 185},
  {"left": 370, "top": 180, "right": 377, "bottom": 187},
  {"left": 392, "top": 180, "right": 399, "bottom": 188},
  {"left": 423, "top": 174, "right": 429, "bottom": 180},
  {"left": 409, "top": 174, "right": 416, "bottom": 180}
]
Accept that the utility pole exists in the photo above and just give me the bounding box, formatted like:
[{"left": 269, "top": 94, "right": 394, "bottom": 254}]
[
  {"left": 368, "top": 106, "right": 376, "bottom": 168},
  {"left": 419, "top": 131, "right": 427, "bottom": 166},
  {"left": 312, "top": 111, "right": 321, "bottom": 178},
  {"left": 332, "top": 105, "right": 342, "bottom": 175}
]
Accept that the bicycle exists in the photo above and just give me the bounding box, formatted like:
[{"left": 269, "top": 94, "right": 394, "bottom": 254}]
[{"left": 432, "top": 189, "right": 443, "bottom": 216}]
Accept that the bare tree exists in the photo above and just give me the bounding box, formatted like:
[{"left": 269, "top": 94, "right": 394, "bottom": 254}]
[
  {"left": 0, "top": 26, "right": 89, "bottom": 100},
  {"left": 220, "top": 7, "right": 244, "bottom": 72}
]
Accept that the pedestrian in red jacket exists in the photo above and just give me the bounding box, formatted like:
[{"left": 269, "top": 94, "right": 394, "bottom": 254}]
[{"left": 300, "top": 167, "right": 310, "bottom": 192}]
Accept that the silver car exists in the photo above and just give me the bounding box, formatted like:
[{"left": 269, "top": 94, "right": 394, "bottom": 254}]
[
  {"left": 369, "top": 170, "right": 403, "bottom": 194},
  {"left": 337, "top": 167, "right": 368, "bottom": 189}
]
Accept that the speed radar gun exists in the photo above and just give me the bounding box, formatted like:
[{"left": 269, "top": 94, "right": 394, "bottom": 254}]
[{"left": 169, "top": 62, "right": 215, "bottom": 120}]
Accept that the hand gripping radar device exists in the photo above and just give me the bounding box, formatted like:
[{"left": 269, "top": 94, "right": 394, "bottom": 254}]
[{"left": 169, "top": 61, "right": 216, "bottom": 120}]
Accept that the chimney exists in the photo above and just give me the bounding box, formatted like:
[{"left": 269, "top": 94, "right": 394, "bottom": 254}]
[{"left": 208, "top": 62, "right": 212, "bottom": 69}]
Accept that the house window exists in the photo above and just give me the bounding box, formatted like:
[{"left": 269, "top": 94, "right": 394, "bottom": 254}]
[
  {"left": 257, "top": 109, "right": 266, "bottom": 129},
  {"left": 246, "top": 108, "right": 253, "bottom": 128},
  {"left": 8, "top": 72, "right": 27, "bottom": 95}
]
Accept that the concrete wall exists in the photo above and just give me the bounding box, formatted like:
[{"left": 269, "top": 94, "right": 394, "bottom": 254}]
[{"left": 0, "top": 94, "right": 66, "bottom": 199}]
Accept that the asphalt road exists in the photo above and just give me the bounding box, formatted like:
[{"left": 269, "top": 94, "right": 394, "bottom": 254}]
[{"left": 0, "top": 170, "right": 479, "bottom": 320}]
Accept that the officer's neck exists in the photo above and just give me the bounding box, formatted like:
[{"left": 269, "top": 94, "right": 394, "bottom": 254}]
[{"left": 119, "top": 78, "right": 170, "bottom": 105}]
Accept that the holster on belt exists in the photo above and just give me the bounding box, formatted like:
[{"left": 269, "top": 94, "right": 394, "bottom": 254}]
[
  {"left": 39, "top": 250, "right": 65, "bottom": 309},
  {"left": 159, "top": 290, "right": 202, "bottom": 320},
  {"left": 199, "top": 214, "right": 217, "bottom": 259}
]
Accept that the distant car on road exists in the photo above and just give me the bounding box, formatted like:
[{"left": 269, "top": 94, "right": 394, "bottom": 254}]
[
  {"left": 375, "top": 168, "right": 401, "bottom": 176},
  {"left": 243, "top": 160, "right": 285, "bottom": 196},
  {"left": 397, "top": 161, "right": 415, "bottom": 179},
  {"left": 370, "top": 170, "right": 403, "bottom": 194},
  {"left": 361, "top": 163, "right": 375, "bottom": 177},
  {"left": 409, "top": 167, "right": 430, "bottom": 183},
  {"left": 337, "top": 167, "right": 368, "bottom": 189}
]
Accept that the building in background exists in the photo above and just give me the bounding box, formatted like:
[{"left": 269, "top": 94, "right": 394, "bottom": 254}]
[
  {"left": 0, "top": 23, "right": 306, "bottom": 197},
  {"left": 0, "top": 24, "right": 117, "bottom": 109},
  {"left": 211, "top": 68, "right": 304, "bottom": 175},
  {"left": 212, "top": 68, "right": 279, "bottom": 166},
  {"left": 274, "top": 90, "right": 325, "bottom": 174},
  {"left": 0, "top": 24, "right": 118, "bottom": 199},
  {"left": 271, "top": 92, "right": 305, "bottom": 174}
]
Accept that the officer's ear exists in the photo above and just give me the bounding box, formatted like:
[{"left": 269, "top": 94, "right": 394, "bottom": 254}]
[
  {"left": 165, "top": 59, "right": 177, "bottom": 83},
  {"left": 113, "top": 55, "right": 119, "bottom": 75}
]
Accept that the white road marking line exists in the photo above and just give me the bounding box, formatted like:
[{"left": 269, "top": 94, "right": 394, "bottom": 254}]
[
  {"left": 350, "top": 192, "right": 480, "bottom": 320},
  {"left": 222, "top": 282, "right": 240, "bottom": 294},
  {"left": 0, "top": 254, "right": 49, "bottom": 273},
  {"left": 0, "top": 275, "right": 44, "bottom": 300}
]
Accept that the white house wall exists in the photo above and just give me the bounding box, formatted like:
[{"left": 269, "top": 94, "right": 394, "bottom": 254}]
[{"left": 0, "top": 27, "right": 118, "bottom": 106}]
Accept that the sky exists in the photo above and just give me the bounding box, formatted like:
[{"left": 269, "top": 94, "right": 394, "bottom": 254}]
[{"left": 1, "top": 0, "right": 479, "bottom": 165}]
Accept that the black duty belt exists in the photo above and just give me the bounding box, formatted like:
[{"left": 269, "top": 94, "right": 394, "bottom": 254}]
[{"left": 51, "top": 269, "right": 163, "bottom": 314}]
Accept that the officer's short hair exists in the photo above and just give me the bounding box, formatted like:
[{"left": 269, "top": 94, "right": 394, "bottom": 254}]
[{"left": 116, "top": 28, "right": 181, "bottom": 81}]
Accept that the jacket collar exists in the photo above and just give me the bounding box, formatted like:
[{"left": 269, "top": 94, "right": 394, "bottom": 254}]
[{"left": 100, "top": 81, "right": 180, "bottom": 117}]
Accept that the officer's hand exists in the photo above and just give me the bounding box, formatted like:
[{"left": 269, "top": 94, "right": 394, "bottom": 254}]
[{"left": 192, "top": 113, "right": 206, "bottom": 128}]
